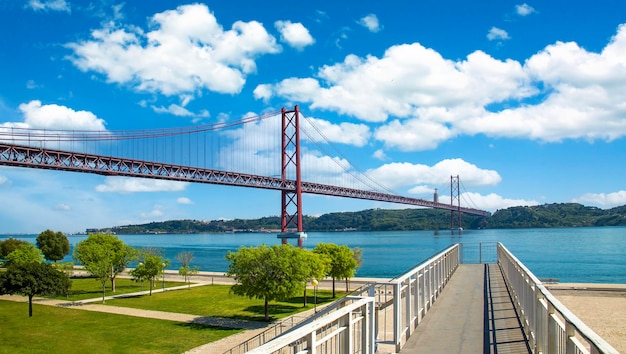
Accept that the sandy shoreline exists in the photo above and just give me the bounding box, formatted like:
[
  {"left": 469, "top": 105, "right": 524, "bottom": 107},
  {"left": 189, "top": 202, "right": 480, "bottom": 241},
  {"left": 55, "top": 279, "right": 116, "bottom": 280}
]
[{"left": 545, "top": 283, "right": 626, "bottom": 353}]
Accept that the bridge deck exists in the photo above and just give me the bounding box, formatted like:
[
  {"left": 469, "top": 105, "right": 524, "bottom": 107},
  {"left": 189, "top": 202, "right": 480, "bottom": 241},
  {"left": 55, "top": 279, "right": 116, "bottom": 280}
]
[{"left": 399, "top": 264, "right": 531, "bottom": 354}]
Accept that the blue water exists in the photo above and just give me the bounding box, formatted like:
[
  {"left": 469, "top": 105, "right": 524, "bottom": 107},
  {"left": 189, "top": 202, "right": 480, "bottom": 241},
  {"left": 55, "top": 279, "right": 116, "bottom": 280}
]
[{"left": 2, "top": 227, "right": 625, "bottom": 284}]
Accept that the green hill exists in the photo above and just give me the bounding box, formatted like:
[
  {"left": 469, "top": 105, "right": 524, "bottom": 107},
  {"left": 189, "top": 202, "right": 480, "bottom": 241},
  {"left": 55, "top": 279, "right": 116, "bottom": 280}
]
[{"left": 96, "top": 203, "right": 626, "bottom": 234}]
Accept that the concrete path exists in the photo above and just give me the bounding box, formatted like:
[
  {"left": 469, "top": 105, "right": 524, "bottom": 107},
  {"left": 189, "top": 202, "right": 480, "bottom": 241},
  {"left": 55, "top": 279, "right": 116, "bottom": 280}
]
[{"left": 399, "top": 264, "right": 530, "bottom": 354}]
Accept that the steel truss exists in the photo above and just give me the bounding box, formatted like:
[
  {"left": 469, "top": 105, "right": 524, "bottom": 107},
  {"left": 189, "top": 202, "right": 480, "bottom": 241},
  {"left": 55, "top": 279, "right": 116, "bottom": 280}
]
[{"left": 0, "top": 143, "right": 490, "bottom": 217}]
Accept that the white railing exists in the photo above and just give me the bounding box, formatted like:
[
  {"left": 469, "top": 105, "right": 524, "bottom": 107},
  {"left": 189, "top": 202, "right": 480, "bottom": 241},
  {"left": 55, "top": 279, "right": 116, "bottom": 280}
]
[
  {"left": 497, "top": 243, "right": 619, "bottom": 354},
  {"left": 248, "top": 244, "right": 459, "bottom": 354},
  {"left": 246, "top": 296, "right": 376, "bottom": 354}
]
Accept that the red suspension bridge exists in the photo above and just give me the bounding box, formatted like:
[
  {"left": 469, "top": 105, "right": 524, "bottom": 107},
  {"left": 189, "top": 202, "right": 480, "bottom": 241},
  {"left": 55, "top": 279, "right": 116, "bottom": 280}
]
[{"left": 0, "top": 106, "right": 488, "bottom": 243}]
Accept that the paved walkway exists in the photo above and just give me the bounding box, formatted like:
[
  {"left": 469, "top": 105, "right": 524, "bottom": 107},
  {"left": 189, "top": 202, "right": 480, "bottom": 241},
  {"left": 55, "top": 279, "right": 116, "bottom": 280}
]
[{"left": 399, "top": 264, "right": 530, "bottom": 354}]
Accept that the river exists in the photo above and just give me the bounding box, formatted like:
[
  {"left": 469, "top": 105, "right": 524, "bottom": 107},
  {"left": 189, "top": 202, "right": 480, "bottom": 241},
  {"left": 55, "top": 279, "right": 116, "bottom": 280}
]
[{"left": 2, "top": 227, "right": 625, "bottom": 284}]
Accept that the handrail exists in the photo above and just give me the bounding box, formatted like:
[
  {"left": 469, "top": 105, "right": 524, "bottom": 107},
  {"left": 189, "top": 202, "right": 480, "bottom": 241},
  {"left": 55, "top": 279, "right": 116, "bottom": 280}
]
[{"left": 497, "top": 243, "right": 619, "bottom": 354}]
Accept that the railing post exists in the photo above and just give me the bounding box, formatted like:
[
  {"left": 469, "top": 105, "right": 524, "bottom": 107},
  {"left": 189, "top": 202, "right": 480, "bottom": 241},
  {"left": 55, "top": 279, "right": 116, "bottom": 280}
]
[{"left": 394, "top": 281, "right": 402, "bottom": 352}]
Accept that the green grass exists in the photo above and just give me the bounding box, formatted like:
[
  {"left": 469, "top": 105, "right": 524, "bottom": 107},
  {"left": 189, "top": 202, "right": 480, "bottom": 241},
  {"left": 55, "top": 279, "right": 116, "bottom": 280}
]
[
  {"left": 107, "top": 284, "right": 342, "bottom": 321},
  {"left": 0, "top": 300, "right": 241, "bottom": 354},
  {"left": 54, "top": 277, "right": 185, "bottom": 301}
]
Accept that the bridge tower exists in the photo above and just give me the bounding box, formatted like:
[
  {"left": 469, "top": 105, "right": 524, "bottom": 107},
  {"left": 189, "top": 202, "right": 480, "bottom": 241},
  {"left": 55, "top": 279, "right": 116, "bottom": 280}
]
[
  {"left": 450, "top": 175, "right": 462, "bottom": 234},
  {"left": 278, "top": 106, "right": 307, "bottom": 247}
]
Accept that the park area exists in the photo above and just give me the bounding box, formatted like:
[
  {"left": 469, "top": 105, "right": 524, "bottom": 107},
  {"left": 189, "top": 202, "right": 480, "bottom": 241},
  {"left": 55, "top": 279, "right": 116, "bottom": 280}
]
[{"left": 0, "top": 276, "right": 340, "bottom": 354}]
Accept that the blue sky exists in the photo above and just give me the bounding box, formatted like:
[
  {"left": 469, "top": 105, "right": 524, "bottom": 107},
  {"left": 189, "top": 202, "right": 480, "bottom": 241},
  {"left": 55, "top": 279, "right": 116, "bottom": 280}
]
[{"left": 1, "top": 0, "right": 626, "bottom": 234}]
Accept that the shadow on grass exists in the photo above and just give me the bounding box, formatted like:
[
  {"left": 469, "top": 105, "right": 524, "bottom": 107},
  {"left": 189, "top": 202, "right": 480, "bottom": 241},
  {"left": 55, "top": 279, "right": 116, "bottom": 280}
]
[{"left": 175, "top": 322, "right": 238, "bottom": 331}]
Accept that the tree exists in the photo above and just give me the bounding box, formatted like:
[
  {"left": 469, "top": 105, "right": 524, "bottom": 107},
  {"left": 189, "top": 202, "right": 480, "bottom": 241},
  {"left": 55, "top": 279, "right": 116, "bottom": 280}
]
[
  {"left": 129, "top": 248, "right": 168, "bottom": 296},
  {"left": 0, "top": 262, "right": 71, "bottom": 317},
  {"left": 5, "top": 243, "right": 44, "bottom": 266},
  {"left": 313, "top": 243, "right": 359, "bottom": 297},
  {"left": 226, "top": 244, "right": 308, "bottom": 320},
  {"left": 36, "top": 229, "right": 70, "bottom": 262},
  {"left": 73, "top": 233, "right": 136, "bottom": 302},
  {"left": 176, "top": 251, "right": 199, "bottom": 289},
  {"left": 345, "top": 247, "right": 363, "bottom": 291},
  {"left": 301, "top": 250, "right": 330, "bottom": 307},
  {"left": 0, "top": 237, "right": 31, "bottom": 259}
]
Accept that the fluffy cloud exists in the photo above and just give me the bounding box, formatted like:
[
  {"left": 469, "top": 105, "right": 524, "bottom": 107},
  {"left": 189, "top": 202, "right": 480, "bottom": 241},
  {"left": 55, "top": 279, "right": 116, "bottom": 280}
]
[
  {"left": 301, "top": 117, "right": 371, "bottom": 146},
  {"left": 258, "top": 24, "right": 626, "bottom": 151},
  {"left": 487, "top": 27, "right": 510, "bottom": 41},
  {"left": 256, "top": 44, "right": 530, "bottom": 123},
  {"left": 515, "top": 3, "right": 536, "bottom": 16},
  {"left": 177, "top": 197, "right": 193, "bottom": 204},
  {"left": 96, "top": 177, "right": 188, "bottom": 193},
  {"left": 66, "top": 4, "right": 280, "bottom": 98},
  {"left": 358, "top": 14, "right": 382, "bottom": 32},
  {"left": 151, "top": 104, "right": 210, "bottom": 121},
  {"left": 27, "top": 0, "right": 70, "bottom": 12},
  {"left": 572, "top": 191, "right": 626, "bottom": 208},
  {"left": 275, "top": 20, "right": 314, "bottom": 50},
  {"left": 0, "top": 100, "right": 107, "bottom": 131},
  {"left": 462, "top": 192, "right": 539, "bottom": 212},
  {"left": 365, "top": 158, "right": 501, "bottom": 192}
]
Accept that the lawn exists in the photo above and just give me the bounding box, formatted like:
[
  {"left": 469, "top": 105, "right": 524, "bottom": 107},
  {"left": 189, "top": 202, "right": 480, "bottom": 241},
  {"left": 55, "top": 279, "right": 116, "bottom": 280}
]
[
  {"left": 0, "top": 300, "right": 241, "bottom": 354},
  {"left": 107, "top": 284, "right": 342, "bottom": 321},
  {"left": 53, "top": 277, "right": 185, "bottom": 301}
]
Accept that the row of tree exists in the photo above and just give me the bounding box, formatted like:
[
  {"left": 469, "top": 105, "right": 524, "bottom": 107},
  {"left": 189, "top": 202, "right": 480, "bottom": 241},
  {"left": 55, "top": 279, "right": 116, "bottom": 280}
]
[
  {"left": 226, "top": 243, "right": 361, "bottom": 320},
  {"left": 1, "top": 232, "right": 198, "bottom": 315},
  {"left": 2, "top": 231, "right": 361, "bottom": 320}
]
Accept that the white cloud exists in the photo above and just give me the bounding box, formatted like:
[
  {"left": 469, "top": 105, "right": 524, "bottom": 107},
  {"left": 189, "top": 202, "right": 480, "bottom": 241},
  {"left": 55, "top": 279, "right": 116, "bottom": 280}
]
[
  {"left": 302, "top": 117, "right": 371, "bottom": 146},
  {"left": 151, "top": 104, "right": 210, "bottom": 120},
  {"left": 0, "top": 100, "right": 107, "bottom": 131},
  {"left": 365, "top": 158, "right": 501, "bottom": 192},
  {"left": 572, "top": 191, "right": 626, "bottom": 208},
  {"left": 373, "top": 149, "right": 387, "bottom": 160},
  {"left": 274, "top": 20, "right": 314, "bottom": 50},
  {"left": 27, "top": 0, "right": 70, "bottom": 12},
  {"left": 96, "top": 177, "right": 188, "bottom": 193},
  {"left": 487, "top": 27, "right": 510, "bottom": 41},
  {"left": 375, "top": 118, "right": 455, "bottom": 151},
  {"left": 358, "top": 14, "right": 382, "bottom": 33},
  {"left": 462, "top": 192, "right": 539, "bottom": 212},
  {"left": 515, "top": 3, "right": 536, "bottom": 16},
  {"left": 177, "top": 197, "right": 193, "bottom": 204},
  {"left": 257, "top": 44, "right": 530, "bottom": 124},
  {"left": 259, "top": 24, "right": 626, "bottom": 150},
  {"left": 253, "top": 84, "right": 273, "bottom": 102},
  {"left": 66, "top": 4, "right": 280, "bottom": 98},
  {"left": 0, "top": 175, "right": 9, "bottom": 185}
]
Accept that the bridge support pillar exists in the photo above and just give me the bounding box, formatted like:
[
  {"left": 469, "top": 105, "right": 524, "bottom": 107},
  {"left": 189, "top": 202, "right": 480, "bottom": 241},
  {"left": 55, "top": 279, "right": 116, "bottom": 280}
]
[
  {"left": 450, "top": 175, "right": 462, "bottom": 234},
  {"left": 278, "top": 106, "right": 307, "bottom": 247}
]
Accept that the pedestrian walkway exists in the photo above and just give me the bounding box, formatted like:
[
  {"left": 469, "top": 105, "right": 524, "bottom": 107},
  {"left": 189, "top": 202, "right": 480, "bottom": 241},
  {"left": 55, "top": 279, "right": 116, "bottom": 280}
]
[{"left": 399, "top": 264, "right": 530, "bottom": 354}]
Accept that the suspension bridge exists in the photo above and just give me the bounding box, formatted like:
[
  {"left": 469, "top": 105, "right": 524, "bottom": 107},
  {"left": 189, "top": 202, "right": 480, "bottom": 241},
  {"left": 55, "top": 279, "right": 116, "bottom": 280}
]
[{"left": 0, "top": 106, "right": 489, "bottom": 242}]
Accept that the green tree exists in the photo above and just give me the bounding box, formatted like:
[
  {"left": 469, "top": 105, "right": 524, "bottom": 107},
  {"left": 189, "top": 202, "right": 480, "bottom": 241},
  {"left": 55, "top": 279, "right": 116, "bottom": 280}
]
[
  {"left": 176, "top": 251, "right": 199, "bottom": 289},
  {"left": 301, "top": 249, "right": 330, "bottom": 307},
  {"left": 0, "top": 262, "right": 71, "bottom": 317},
  {"left": 36, "top": 229, "right": 70, "bottom": 262},
  {"left": 0, "top": 237, "right": 31, "bottom": 258},
  {"left": 313, "top": 243, "right": 359, "bottom": 297},
  {"left": 130, "top": 248, "right": 168, "bottom": 296},
  {"left": 226, "top": 244, "right": 308, "bottom": 320},
  {"left": 5, "top": 243, "right": 44, "bottom": 266},
  {"left": 73, "top": 233, "right": 136, "bottom": 302}
]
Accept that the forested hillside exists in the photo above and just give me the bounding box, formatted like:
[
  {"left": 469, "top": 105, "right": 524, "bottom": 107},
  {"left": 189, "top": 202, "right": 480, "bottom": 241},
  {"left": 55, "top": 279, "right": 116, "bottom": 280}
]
[{"left": 98, "top": 203, "right": 626, "bottom": 234}]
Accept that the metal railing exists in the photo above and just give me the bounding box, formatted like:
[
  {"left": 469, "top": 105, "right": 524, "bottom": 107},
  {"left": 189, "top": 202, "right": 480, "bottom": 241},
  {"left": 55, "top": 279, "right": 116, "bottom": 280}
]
[
  {"left": 241, "top": 244, "right": 460, "bottom": 354},
  {"left": 498, "top": 243, "right": 619, "bottom": 354},
  {"left": 223, "top": 315, "right": 307, "bottom": 354},
  {"left": 246, "top": 296, "right": 376, "bottom": 354}
]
